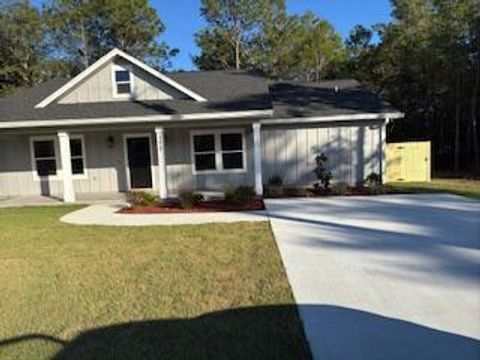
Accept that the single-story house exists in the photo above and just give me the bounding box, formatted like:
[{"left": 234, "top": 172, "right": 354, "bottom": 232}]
[{"left": 0, "top": 48, "right": 403, "bottom": 202}]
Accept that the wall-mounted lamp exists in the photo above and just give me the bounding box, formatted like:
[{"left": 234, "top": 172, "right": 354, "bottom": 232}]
[{"left": 107, "top": 135, "right": 115, "bottom": 148}]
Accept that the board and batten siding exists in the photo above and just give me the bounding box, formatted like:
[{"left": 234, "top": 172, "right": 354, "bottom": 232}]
[
  {"left": 0, "top": 130, "right": 159, "bottom": 197},
  {"left": 0, "top": 121, "right": 383, "bottom": 197},
  {"left": 58, "top": 59, "right": 181, "bottom": 104},
  {"left": 261, "top": 122, "right": 382, "bottom": 185}
]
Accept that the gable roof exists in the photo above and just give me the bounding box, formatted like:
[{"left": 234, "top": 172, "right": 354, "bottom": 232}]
[
  {"left": 0, "top": 72, "right": 403, "bottom": 129},
  {"left": 270, "top": 79, "right": 401, "bottom": 120},
  {"left": 0, "top": 71, "right": 273, "bottom": 125},
  {"left": 35, "top": 48, "right": 207, "bottom": 108}
]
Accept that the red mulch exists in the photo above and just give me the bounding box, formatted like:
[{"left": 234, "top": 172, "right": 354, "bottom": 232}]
[{"left": 118, "top": 198, "right": 265, "bottom": 214}]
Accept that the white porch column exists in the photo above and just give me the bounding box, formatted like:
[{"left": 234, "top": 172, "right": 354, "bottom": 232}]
[
  {"left": 380, "top": 118, "right": 388, "bottom": 184},
  {"left": 155, "top": 126, "right": 168, "bottom": 199},
  {"left": 57, "top": 131, "right": 75, "bottom": 203},
  {"left": 252, "top": 122, "right": 263, "bottom": 196}
]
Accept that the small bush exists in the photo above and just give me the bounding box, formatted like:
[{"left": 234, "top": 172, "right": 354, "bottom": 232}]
[
  {"left": 224, "top": 185, "right": 256, "bottom": 205},
  {"left": 178, "top": 190, "right": 204, "bottom": 208},
  {"left": 365, "top": 172, "right": 382, "bottom": 187},
  {"left": 366, "top": 184, "right": 387, "bottom": 195},
  {"left": 313, "top": 153, "right": 332, "bottom": 189},
  {"left": 265, "top": 185, "right": 283, "bottom": 198},
  {"left": 332, "top": 182, "right": 349, "bottom": 195},
  {"left": 127, "top": 191, "right": 158, "bottom": 207},
  {"left": 268, "top": 174, "right": 283, "bottom": 186}
]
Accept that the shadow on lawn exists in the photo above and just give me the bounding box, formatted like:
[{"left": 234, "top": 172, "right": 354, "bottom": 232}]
[{"left": 0, "top": 305, "right": 479, "bottom": 360}]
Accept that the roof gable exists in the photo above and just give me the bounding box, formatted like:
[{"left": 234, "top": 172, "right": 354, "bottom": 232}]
[{"left": 35, "top": 49, "right": 207, "bottom": 108}]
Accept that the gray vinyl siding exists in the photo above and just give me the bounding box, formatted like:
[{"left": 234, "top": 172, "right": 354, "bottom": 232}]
[
  {"left": 261, "top": 121, "right": 382, "bottom": 186},
  {"left": 0, "top": 120, "right": 383, "bottom": 197},
  {"left": 58, "top": 59, "right": 182, "bottom": 104},
  {"left": 165, "top": 126, "right": 255, "bottom": 191}
]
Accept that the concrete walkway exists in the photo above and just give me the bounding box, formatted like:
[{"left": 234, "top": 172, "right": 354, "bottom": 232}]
[
  {"left": 266, "top": 194, "right": 480, "bottom": 360},
  {"left": 61, "top": 203, "right": 268, "bottom": 226}
]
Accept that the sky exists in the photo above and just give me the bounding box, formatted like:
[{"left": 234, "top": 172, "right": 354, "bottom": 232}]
[
  {"left": 32, "top": 0, "right": 393, "bottom": 70},
  {"left": 157, "top": 0, "right": 393, "bottom": 70}
]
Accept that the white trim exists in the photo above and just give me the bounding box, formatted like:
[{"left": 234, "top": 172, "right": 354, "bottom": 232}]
[
  {"left": 123, "top": 133, "right": 156, "bottom": 191},
  {"left": 154, "top": 126, "right": 168, "bottom": 199},
  {"left": 380, "top": 119, "right": 387, "bottom": 183},
  {"left": 111, "top": 63, "right": 134, "bottom": 99},
  {"left": 260, "top": 112, "right": 405, "bottom": 125},
  {"left": 252, "top": 122, "right": 263, "bottom": 196},
  {"left": 0, "top": 110, "right": 274, "bottom": 129},
  {"left": 190, "top": 128, "right": 247, "bottom": 175},
  {"left": 58, "top": 131, "right": 75, "bottom": 203},
  {"left": 29, "top": 135, "right": 60, "bottom": 181},
  {"left": 35, "top": 48, "right": 206, "bottom": 108}
]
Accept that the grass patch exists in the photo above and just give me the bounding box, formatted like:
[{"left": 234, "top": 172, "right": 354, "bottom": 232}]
[
  {"left": 388, "top": 178, "right": 480, "bottom": 200},
  {"left": 0, "top": 206, "right": 310, "bottom": 359}
]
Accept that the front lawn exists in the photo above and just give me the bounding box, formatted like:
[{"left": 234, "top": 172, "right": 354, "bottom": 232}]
[
  {"left": 0, "top": 206, "right": 310, "bottom": 359},
  {"left": 388, "top": 178, "right": 480, "bottom": 200}
]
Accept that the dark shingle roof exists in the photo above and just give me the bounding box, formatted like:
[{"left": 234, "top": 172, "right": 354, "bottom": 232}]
[
  {"left": 270, "top": 79, "right": 397, "bottom": 119},
  {"left": 0, "top": 75, "right": 399, "bottom": 124},
  {"left": 0, "top": 71, "right": 272, "bottom": 122}
]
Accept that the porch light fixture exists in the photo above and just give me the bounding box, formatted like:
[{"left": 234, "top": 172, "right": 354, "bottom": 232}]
[{"left": 107, "top": 135, "right": 115, "bottom": 148}]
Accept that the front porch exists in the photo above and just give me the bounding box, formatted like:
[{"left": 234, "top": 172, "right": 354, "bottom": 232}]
[{"left": 0, "top": 122, "right": 265, "bottom": 203}]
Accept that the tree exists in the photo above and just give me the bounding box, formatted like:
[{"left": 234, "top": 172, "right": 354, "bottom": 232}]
[
  {"left": 0, "top": 0, "right": 48, "bottom": 94},
  {"left": 194, "top": 0, "right": 264, "bottom": 70},
  {"left": 346, "top": 0, "right": 480, "bottom": 175},
  {"left": 43, "top": 0, "right": 177, "bottom": 71}
]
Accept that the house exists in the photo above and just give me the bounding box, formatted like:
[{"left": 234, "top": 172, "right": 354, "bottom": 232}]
[{"left": 0, "top": 49, "right": 404, "bottom": 202}]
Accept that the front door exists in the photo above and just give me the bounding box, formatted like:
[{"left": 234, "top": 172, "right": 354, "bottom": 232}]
[{"left": 126, "top": 136, "right": 153, "bottom": 189}]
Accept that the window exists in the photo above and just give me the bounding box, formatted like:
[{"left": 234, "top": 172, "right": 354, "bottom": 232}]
[
  {"left": 192, "top": 130, "right": 245, "bottom": 173},
  {"left": 33, "top": 139, "right": 57, "bottom": 177},
  {"left": 31, "top": 135, "right": 86, "bottom": 179},
  {"left": 70, "top": 137, "right": 86, "bottom": 175},
  {"left": 221, "top": 133, "right": 243, "bottom": 169},
  {"left": 113, "top": 65, "right": 133, "bottom": 97},
  {"left": 193, "top": 134, "right": 216, "bottom": 171}
]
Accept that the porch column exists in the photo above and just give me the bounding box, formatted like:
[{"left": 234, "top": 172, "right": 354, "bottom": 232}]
[
  {"left": 380, "top": 118, "right": 388, "bottom": 184},
  {"left": 252, "top": 122, "right": 263, "bottom": 196},
  {"left": 57, "top": 131, "right": 75, "bottom": 203},
  {"left": 155, "top": 126, "right": 168, "bottom": 199}
]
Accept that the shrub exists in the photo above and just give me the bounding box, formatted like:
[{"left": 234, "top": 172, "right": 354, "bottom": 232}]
[
  {"left": 365, "top": 172, "right": 382, "bottom": 187},
  {"left": 332, "top": 182, "right": 349, "bottom": 195},
  {"left": 265, "top": 185, "right": 283, "bottom": 198},
  {"left": 127, "top": 191, "right": 159, "bottom": 207},
  {"left": 178, "top": 190, "right": 204, "bottom": 208},
  {"left": 268, "top": 174, "right": 283, "bottom": 186},
  {"left": 366, "top": 184, "right": 387, "bottom": 196},
  {"left": 313, "top": 153, "right": 332, "bottom": 189},
  {"left": 224, "top": 185, "right": 256, "bottom": 205}
]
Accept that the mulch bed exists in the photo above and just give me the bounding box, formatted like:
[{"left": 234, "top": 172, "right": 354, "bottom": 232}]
[{"left": 118, "top": 198, "right": 265, "bottom": 214}]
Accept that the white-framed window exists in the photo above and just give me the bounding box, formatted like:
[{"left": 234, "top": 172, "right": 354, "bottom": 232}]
[
  {"left": 30, "top": 135, "right": 87, "bottom": 180},
  {"left": 31, "top": 136, "right": 58, "bottom": 179},
  {"left": 112, "top": 64, "right": 134, "bottom": 97},
  {"left": 191, "top": 129, "right": 247, "bottom": 174},
  {"left": 70, "top": 135, "right": 87, "bottom": 177}
]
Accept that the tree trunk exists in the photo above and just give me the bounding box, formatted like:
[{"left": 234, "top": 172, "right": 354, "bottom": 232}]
[
  {"left": 235, "top": 38, "right": 240, "bottom": 70},
  {"left": 471, "top": 63, "right": 480, "bottom": 174},
  {"left": 79, "top": 18, "right": 89, "bottom": 69},
  {"left": 454, "top": 73, "right": 461, "bottom": 173}
]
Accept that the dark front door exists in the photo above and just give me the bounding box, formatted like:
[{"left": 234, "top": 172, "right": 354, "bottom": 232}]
[{"left": 127, "top": 137, "right": 153, "bottom": 189}]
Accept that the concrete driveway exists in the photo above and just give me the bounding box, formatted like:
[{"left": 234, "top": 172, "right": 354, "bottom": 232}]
[{"left": 266, "top": 194, "right": 480, "bottom": 360}]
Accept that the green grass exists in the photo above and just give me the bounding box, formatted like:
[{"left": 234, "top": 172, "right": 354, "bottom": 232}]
[
  {"left": 0, "top": 206, "right": 310, "bottom": 360},
  {"left": 388, "top": 178, "right": 480, "bottom": 200}
]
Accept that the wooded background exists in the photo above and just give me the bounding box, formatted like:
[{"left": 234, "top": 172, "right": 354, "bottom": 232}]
[{"left": 1, "top": 0, "right": 479, "bottom": 176}]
